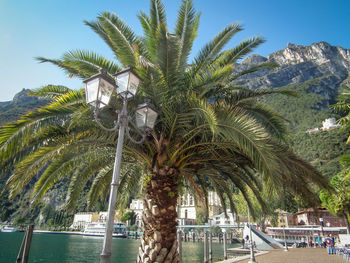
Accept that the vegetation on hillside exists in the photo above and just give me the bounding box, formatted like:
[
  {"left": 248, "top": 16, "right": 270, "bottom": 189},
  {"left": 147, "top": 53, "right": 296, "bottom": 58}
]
[
  {"left": 0, "top": 89, "right": 48, "bottom": 126},
  {"left": 264, "top": 80, "right": 350, "bottom": 179}
]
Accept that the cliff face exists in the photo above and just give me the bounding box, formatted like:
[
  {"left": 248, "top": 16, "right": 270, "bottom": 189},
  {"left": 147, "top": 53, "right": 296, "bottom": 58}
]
[{"left": 234, "top": 42, "right": 350, "bottom": 107}]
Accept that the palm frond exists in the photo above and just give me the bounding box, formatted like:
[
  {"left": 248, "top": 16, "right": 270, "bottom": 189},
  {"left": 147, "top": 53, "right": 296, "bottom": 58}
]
[
  {"left": 190, "top": 23, "right": 242, "bottom": 76},
  {"left": 175, "top": 0, "right": 200, "bottom": 71},
  {"left": 29, "top": 85, "right": 71, "bottom": 99}
]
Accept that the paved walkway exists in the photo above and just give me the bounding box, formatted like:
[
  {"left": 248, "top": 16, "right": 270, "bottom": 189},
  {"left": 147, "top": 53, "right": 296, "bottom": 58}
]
[{"left": 235, "top": 248, "right": 345, "bottom": 263}]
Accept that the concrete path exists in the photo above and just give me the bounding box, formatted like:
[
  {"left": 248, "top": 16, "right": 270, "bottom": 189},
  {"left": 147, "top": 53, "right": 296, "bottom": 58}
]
[{"left": 232, "top": 248, "right": 345, "bottom": 263}]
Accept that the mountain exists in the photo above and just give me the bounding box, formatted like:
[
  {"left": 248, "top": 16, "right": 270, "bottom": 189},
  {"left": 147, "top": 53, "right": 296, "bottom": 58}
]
[
  {"left": 235, "top": 41, "right": 350, "bottom": 104},
  {"left": 234, "top": 41, "right": 350, "bottom": 178},
  {"left": 1, "top": 42, "right": 350, "bottom": 223},
  {"left": 0, "top": 89, "right": 49, "bottom": 126}
]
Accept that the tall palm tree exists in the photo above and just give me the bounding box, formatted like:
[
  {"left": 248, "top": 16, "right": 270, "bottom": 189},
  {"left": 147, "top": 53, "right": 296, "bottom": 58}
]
[{"left": 0, "top": 1, "right": 329, "bottom": 262}]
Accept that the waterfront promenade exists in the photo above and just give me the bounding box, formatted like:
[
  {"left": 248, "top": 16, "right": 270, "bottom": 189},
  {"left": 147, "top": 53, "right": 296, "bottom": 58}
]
[{"left": 235, "top": 248, "right": 344, "bottom": 263}]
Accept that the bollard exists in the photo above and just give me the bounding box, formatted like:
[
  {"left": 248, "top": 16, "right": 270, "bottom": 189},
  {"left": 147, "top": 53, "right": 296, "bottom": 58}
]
[
  {"left": 204, "top": 231, "right": 208, "bottom": 263},
  {"left": 177, "top": 230, "right": 182, "bottom": 263},
  {"left": 16, "top": 232, "right": 27, "bottom": 263},
  {"left": 22, "top": 225, "right": 34, "bottom": 263},
  {"left": 223, "top": 231, "right": 227, "bottom": 260},
  {"left": 193, "top": 231, "right": 195, "bottom": 242},
  {"left": 17, "top": 225, "right": 34, "bottom": 263},
  {"left": 209, "top": 232, "right": 213, "bottom": 263}
]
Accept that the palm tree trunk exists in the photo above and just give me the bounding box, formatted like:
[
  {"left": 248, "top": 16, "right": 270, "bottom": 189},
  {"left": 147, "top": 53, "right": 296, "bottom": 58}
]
[{"left": 137, "top": 166, "right": 179, "bottom": 263}]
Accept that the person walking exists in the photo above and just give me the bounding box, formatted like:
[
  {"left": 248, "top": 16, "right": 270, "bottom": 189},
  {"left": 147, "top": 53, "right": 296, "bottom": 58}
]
[
  {"left": 325, "top": 234, "right": 335, "bottom": 255},
  {"left": 317, "top": 236, "right": 322, "bottom": 248}
]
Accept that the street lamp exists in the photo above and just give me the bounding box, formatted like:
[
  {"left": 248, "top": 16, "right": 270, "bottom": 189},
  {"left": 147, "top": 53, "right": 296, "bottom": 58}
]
[
  {"left": 279, "top": 213, "right": 288, "bottom": 252},
  {"left": 247, "top": 204, "right": 257, "bottom": 263},
  {"left": 84, "top": 67, "right": 158, "bottom": 263},
  {"left": 319, "top": 217, "right": 324, "bottom": 237}
]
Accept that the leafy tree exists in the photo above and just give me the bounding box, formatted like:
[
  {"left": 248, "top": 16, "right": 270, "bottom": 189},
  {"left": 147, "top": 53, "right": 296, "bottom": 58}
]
[
  {"left": 320, "top": 168, "right": 350, "bottom": 233},
  {"left": 331, "top": 86, "right": 350, "bottom": 143},
  {"left": 128, "top": 224, "right": 139, "bottom": 232},
  {"left": 13, "top": 216, "right": 28, "bottom": 226},
  {"left": 121, "top": 211, "right": 136, "bottom": 225},
  {"left": 0, "top": 1, "right": 329, "bottom": 262}
]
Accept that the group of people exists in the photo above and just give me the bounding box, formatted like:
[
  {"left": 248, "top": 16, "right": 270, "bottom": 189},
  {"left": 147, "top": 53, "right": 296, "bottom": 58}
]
[
  {"left": 295, "top": 234, "right": 336, "bottom": 254},
  {"left": 324, "top": 234, "right": 336, "bottom": 255},
  {"left": 314, "top": 235, "right": 336, "bottom": 254}
]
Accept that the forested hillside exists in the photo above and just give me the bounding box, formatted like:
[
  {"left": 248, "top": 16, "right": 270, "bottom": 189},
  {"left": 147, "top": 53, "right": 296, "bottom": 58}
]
[
  {"left": 1, "top": 42, "right": 350, "bottom": 224},
  {"left": 0, "top": 89, "right": 49, "bottom": 126}
]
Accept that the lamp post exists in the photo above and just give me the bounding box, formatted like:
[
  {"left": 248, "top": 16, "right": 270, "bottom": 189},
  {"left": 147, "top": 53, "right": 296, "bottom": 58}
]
[
  {"left": 84, "top": 67, "right": 158, "bottom": 263},
  {"left": 319, "top": 218, "right": 324, "bottom": 237},
  {"left": 280, "top": 213, "right": 288, "bottom": 252},
  {"left": 247, "top": 204, "right": 256, "bottom": 263}
]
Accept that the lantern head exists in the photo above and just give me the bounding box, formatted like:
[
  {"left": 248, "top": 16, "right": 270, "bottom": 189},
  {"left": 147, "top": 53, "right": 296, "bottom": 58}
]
[
  {"left": 83, "top": 69, "right": 116, "bottom": 109},
  {"left": 135, "top": 101, "right": 158, "bottom": 131},
  {"left": 114, "top": 66, "right": 141, "bottom": 99}
]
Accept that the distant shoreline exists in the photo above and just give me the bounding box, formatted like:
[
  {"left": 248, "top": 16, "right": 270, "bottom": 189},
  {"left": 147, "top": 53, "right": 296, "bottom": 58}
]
[
  {"left": 34, "top": 230, "right": 85, "bottom": 236},
  {"left": 33, "top": 230, "right": 134, "bottom": 239}
]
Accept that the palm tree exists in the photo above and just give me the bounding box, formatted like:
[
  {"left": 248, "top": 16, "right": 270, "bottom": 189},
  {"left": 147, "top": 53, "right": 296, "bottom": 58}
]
[{"left": 0, "top": 1, "right": 329, "bottom": 262}]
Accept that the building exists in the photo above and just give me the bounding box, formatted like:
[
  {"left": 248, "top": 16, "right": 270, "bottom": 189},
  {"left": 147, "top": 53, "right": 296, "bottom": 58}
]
[
  {"left": 70, "top": 212, "right": 99, "bottom": 230},
  {"left": 70, "top": 211, "right": 118, "bottom": 230},
  {"left": 295, "top": 207, "right": 347, "bottom": 227},
  {"left": 178, "top": 193, "right": 197, "bottom": 225},
  {"left": 210, "top": 210, "right": 237, "bottom": 226},
  {"left": 305, "top": 118, "right": 340, "bottom": 133},
  {"left": 275, "top": 209, "right": 296, "bottom": 227},
  {"left": 129, "top": 191, "right": 224, "bottom": 227},
  {"left": 321, "top": 118, "right": 341, "bottom": 131}
]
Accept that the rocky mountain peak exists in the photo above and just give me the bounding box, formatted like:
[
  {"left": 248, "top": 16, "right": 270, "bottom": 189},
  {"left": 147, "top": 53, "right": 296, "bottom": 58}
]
[
  {"left": 269, "top": 41, "right": 350, "bottom": 67},
  {"left": 242, "top": 54, "right": 267, "bottom": 64},
  {"left": 233, "top": 42, "right": 350, "bottom": 108}
]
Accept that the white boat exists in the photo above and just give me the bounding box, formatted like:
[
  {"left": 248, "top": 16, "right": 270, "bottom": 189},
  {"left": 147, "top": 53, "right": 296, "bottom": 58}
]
[
  {"left": 83, "top": 222, "right": 127, "bottom": 238},
  {"left": 1, "top": 225, "right": 18, "bottom": 232},
  {"left": 266, "top": 225, "right": 347, "bottom": 245}
]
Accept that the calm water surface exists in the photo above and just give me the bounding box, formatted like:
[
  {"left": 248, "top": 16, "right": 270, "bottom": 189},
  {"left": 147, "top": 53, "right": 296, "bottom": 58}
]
[{"left": 0, "top": 232, "right": 238, "bottom": 262}]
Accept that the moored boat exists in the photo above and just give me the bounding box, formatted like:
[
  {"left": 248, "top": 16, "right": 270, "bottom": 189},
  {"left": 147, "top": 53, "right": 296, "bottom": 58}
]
[
  {"left": 266, "top": 225, "right": 347, "bottom": 245},
  {"left": 1, "top": 225, "right": 18, "bottom": 232},
  {"left": 83, "top": 222, "right": 127, "bottom": 238}
]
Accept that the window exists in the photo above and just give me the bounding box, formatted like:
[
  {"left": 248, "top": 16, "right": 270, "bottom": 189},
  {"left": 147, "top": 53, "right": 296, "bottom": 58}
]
[{"left": 189, "top": 196, "right": 194, "bottom": 206}]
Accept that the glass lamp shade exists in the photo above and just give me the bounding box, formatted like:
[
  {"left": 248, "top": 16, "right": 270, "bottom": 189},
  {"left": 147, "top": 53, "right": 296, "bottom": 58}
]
[
  {"left": 114, "top": 67, "right": 141, "bottom": 99},
  {"left": 83, "top": 71, "right": 116, "bottom": 108},
  {"left": 135, "top": 102, "right": 158, "bottom": 130}
]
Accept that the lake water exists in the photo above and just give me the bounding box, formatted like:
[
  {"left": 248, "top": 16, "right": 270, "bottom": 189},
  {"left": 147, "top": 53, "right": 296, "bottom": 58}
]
[{"left": 0, "top": 232, "right": 239, "bottom": 262}]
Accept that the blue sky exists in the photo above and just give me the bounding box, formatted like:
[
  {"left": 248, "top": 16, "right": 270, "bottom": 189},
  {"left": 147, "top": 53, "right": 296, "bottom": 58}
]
[{"left": 1, "top": 0, "right": 349, "bottom": 102}]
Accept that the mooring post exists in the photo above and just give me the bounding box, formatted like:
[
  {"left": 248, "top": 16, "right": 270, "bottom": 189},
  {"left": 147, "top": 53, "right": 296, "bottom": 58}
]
[
  {"left": 16, "top": 231, "right": 27, "bottom": 263},
  {"left": 177, "top": 229, "right": 182, "bottom": 263},
  {"left": 22, "top": 224, "right": 34, "bottom": 263},
  {"left": 204, "top": 231, "right": 208, "bottom": 263},
  {"left": 223, "top": 230, "right": 227, "bottom": 260},
  {"left": 208, "top": 232, "right": 213, "bottom": 263}
]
